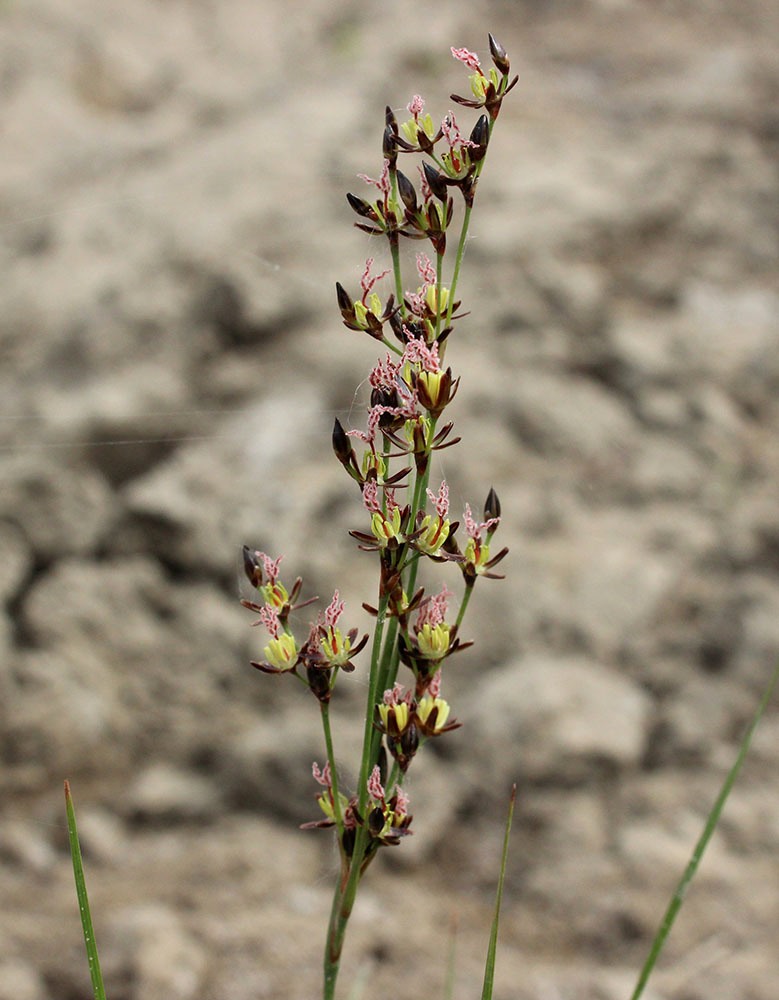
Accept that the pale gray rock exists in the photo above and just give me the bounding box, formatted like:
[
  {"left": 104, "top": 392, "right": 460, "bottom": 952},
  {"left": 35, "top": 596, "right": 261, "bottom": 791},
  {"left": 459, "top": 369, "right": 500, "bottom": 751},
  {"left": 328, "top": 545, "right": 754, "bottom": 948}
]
[
  {"left": 0, "top": 522, "right": 32, "bottom": 601},
  {"left": 106, "top": 904, "right": 206, "bottom": 1000},
  {"left": 505, "top": 370, "right": 638, "bottom": 462},
  {"left": 0, "top": 961, "right": 46, "bottom": 1000},
  {"left": 0, "top": 819, "right": 57, "bottom": 874},
  {"left": 472, "top": 656, "right": 652, "bottom": 784},
  {"left": 126, "top": 764, "right": 221, "bottom": 824},
  {"left": 0, "top": 456, "right": 117, "bottom": 558}
]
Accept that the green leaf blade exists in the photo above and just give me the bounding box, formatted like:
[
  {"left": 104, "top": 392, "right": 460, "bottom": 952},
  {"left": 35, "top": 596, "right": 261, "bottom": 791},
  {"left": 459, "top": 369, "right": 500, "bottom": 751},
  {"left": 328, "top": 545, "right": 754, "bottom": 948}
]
[{"left": 64, "top": 780, "right": 108, "bottom": 1000}]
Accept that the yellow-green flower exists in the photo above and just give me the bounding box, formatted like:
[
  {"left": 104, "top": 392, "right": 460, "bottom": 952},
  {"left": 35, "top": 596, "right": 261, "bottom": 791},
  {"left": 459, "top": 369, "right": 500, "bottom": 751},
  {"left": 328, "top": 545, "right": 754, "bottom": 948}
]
[
  {"left": 416, "top": 621, "right": 451, "bottom": 660},
  {"left": 263, "top": 632, "right": 298, "bottom": 671}
]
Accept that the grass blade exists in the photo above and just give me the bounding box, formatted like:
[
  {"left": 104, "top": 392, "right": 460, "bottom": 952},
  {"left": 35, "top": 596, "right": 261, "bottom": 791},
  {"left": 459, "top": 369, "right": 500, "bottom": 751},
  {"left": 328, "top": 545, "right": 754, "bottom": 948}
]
[
  {"left": 630, "top": 657, "right": 779, "bottom": 1000},
  {"left": 64, "top": 780, "right": 108, "bottom": 1000},
  {"left": 481, "top": 783, "right": 517, "bottom": 1000}
]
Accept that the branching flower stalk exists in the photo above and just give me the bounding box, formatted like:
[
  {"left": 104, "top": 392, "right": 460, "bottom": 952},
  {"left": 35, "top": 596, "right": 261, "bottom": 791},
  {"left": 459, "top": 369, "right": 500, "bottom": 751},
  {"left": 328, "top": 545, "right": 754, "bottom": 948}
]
[{"left": 241, "top": 36, "right": 517, "bottom": 1000}]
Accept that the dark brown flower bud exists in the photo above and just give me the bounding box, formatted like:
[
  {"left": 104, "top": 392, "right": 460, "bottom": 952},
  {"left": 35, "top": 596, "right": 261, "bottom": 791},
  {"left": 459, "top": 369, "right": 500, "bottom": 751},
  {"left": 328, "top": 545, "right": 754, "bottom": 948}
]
[
  {"left": 488, "top": 33, "right": 511, "bottom": 76},
  {"left": 242, "top": 545, "right": 263, "bottom": 588},
  {"left": 484, "top": 486, "right": 501, "bottom": 522},
  {"left": 422, "top": 161, "right": 448, "bottom": 202},
  {"left": 385, "top": 104, "right": 398, "bottom": 133},
  {"left": 383, "top": 124, "right": 397, "bottom": 166},
  {"left": 346, "top": 193, "right": 377, "bottom": 220},
  {"left": 332, "top": 417, "right": 352, "bottom": 464},
  {"left": 306, "top": 665, "right": 332, "bottom": 703},
  {"left": 341, "top": 827, "right": 356, "bottom": 857},
  {"left": 400, "top": 724, "right": 419, "bottom": 761},
  {"left": 396, "top": 170, "right": 418, "bottom": 214},
  {"left": 336, "top": 281, "right": 354, "bottom": 318},
  {"left": 469, "top": 114, "right": 490, "bottom": 161},
  {"left": 368, "top": 806, "right": 386, "bottom": 837}
]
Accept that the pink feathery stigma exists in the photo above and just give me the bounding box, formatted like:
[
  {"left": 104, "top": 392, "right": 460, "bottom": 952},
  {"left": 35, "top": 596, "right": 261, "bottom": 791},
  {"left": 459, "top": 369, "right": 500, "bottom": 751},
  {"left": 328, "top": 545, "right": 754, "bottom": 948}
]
[
  {"left": 383, "top": 682, "right": 413, "bottom": 706},
  {"left": 365, "top": 405, "right": 385, "bottom": 441},
  {"left": 403, "top": 336, "right": 441, "bottom": 373},
  {"left": 407, "top": 94, "right": 425, "bottom": 118},
  {"left": 426, "top": 480, "right": 450, "bottom": 519},
  {"left": 428, "top": 671, "right": 442, "bottom": 699},
  {"left": 324, "top": 591, "right": 345, "bottom": 628},
  {"left": 441, "top": 111, "right": 478, "bottom": 150},
  {"left": 384, "top": 487, "right": 400, "bottom": 513},
  {"left": 464, "top": 503, "right": 500, "bottom": 540},
  {"left": 259, "top": 552, "right": 283, "bottom": 584},
  {"left": 451, "top": 46, "right": 482, "bottom": 72},
  {"left": 369, "top": 355, "right": 400, "bottom": 391},
  {"left": 367, "top": 765, "right": 385, "bottom": 802},
  {"left": 360, "top": 257, "right": 390, "bottom": 303},
  {"left": 362, "top": 479, "right": 382, "bottom": 514},
  {"left": 394, "top": 786, "right": 410, "bottom": 817},
  {"left": 406, "top": 290, "right": 426, "bottom": 316},
  {"left": 306, "top": 614, "right": 323, "bottom": 649},
  {"left": 430, "top": 583, "right": 453, "bottom": 620},
  {"left": 258, "top": 605, "right": 281, "bottom": 638},
  {"left": 346, "top": 426, "right": 371, "bottom": 446},
  {"left": 312, "top": 761, "right": 332, "bottom": 787},
  {"left": 357, "top": 159, "right": 391, "bottom": 196},
  {"left": 383, "top": 682, "right": 403, "bottom": 705},
  {"left": 416, "top": 252, "right": 437, "bottom": 287},
  {"left": 417, "top": 584, "right": 453, "bottom": 629}
]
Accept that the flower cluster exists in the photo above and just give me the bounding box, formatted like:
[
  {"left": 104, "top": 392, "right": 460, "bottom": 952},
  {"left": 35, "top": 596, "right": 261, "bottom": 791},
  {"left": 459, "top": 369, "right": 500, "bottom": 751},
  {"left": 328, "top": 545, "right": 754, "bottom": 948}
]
[{"left": 241, "top": 35, "right": 516, "bottom": 997}]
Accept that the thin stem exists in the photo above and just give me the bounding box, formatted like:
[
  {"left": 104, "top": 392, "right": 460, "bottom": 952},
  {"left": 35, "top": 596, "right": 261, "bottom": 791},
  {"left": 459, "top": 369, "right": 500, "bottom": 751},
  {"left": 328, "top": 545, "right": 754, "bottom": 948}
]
[
  {"left": 629, "top": 657, "right": 779, "bottom": 1000},
  {"left": 357, "top": 594, "right": 390, "bottom": 813},
  {"left": 320, "top": 702, "right": 344, "bottom": 833},
  {"left": 445, "top": 201, "right": 472, "bottom": 333},
  {"left": 455, "top": 585, "right": 473, "bottom": 631},
  {"left": 324, "top": 825, "right": 371, "bottom": 1000}
]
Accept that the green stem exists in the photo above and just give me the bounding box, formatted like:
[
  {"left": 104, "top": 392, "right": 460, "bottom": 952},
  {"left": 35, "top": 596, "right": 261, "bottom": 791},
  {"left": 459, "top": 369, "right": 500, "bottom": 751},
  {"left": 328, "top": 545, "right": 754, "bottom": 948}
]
[
  {"left": 455, "top": 585, "right": 473, "bottom": 631},
  {"left": 629, "top": 657, "right": 779, "bottom": 1000},
  {"left": 320, "top": 702, "right": 344, "bottom": 833}
]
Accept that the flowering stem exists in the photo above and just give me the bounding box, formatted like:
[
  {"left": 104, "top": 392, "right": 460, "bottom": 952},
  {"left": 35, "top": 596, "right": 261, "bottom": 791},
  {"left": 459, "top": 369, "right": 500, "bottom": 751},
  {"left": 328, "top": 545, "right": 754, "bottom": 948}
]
[
  {"left": 357, "top": 593, "right": 391, "bottom": 813},
  {"left": 324, "top": 825, "right": 371, "bottom": 1000}
]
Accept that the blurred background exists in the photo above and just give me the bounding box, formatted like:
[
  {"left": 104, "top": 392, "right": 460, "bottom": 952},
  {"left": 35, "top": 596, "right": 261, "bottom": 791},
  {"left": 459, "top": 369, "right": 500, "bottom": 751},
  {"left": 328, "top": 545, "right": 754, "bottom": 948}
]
[{"left": 1, "top": 1, "right": 778, "bottom": 997}]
